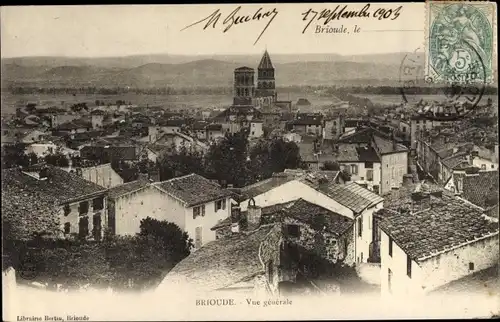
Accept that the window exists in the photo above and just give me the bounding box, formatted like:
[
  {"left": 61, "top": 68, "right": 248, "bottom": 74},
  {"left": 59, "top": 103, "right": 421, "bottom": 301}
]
[
  {"left": 93, "top": 213, "right": 102, "bottom": 241},
  {"left": 407, "top": 254, "right": 412, "bottom": 278},
  {"left": 389, "top": 236, "right": 393, "bottom": 257},
  {"left": 79, "top": 216, "right": 89, "bottom": 237},
  {"left": 469, "top": 262, "right": 475, "bottom": 271},
  {"left": 351, "top": 164, "right": 358, "bottom": 175},
  {"left": 215, "top": 199, "right": 226, "bottom": 212},
  {"left": 492, "top": 165, "right": 495, "bottom": 169},
  {"left": 367, "top": 169, "right": 373, "bottom": 181},
  {"left": 388, "top": 269, "right": 393, "bottom": 293},
  {"left": 64, "top": 222, "right": 71, "bottom": 234},
  {"left": 287, "top": 224, "right": 300, "bottom": 238},
  {"left": 64, "top": 204, "right": 71, "bottom": 216},
  {"left": 79, "top": 201, "right": 89, "bottom": 215},
  {"left": 193, "top": 205, "right": 205, "bottom": 219},
  {"left": 92, "top": 197, "right": 104, "bottom": 211},
  {"left": 481, "top": 164, "right": 486, "bottom": 170},
  {"left": 195, "top": 226, "right": 202, "bottom": 249},
  {"left": 358, "top": 217, "right": 363, "bottom": 237}
]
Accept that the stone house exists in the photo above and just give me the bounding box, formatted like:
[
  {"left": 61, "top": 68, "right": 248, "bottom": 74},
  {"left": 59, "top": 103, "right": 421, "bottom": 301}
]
[
  {"left": 106, "top": 173, "right": 233, "bottom": 249},
  {"left": 236, "top": 171, "right": 383, "bottom": 266},
  {"left": 377, "top": 185, "right": 499, "bottom": 297},
  {"left": 2, "top": 164, "right": 108, "bottom": 241}
]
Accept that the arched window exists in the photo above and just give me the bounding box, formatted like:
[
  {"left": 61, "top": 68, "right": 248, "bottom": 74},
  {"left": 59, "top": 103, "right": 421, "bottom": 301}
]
[{"left": 245, "top": 88, "right": 249, "bottom": 96}]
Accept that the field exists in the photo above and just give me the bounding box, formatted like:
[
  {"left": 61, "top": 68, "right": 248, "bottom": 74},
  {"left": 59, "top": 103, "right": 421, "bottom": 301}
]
[
  {"left": 352, "top": 94, "right": 499, "bottom": 107},
  {"left": 1, "top": 90, "right": 344, "bottom": 116}
]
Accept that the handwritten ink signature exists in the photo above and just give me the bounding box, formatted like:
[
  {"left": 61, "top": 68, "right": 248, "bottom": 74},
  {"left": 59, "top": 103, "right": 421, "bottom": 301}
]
[{"left": 181, "top": 6, "right": 279, "bottom": 45}]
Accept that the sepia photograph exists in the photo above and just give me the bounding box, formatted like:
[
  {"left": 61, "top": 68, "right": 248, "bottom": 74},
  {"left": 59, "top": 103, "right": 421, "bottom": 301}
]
[{"left": 1, "top": 2, "right": 498, "bottom": 321}]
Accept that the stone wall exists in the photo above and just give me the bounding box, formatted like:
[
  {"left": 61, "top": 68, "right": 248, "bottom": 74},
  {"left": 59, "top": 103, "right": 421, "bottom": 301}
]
[{"left": 259, "top": 224, "right": 283, "bottom": 295}]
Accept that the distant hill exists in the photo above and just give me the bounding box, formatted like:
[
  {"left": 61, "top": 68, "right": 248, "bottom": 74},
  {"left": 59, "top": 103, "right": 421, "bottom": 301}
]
[{"left": 1, "top": 52, "right": 426, "bottom": 88}]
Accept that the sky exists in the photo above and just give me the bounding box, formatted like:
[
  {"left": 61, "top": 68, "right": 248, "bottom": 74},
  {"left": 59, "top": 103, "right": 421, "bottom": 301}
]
[{"left": 1, "top": 4, "right": 425, "bottom": 58}]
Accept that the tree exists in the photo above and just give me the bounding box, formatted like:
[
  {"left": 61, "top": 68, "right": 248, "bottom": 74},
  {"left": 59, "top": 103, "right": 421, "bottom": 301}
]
[
  {"left": 138, "top": 217, "right": 193, "bottom": 264},
  {"left": 44, "top": 153, "right": 69, "bottom": 167},
  {"left": 204, "top": 132, "right": 249, "bottom": 187},
  {"left": 158, "top": 146, "right": 205, "bottom": 181},
  {"left": 1, "top": 143, "right": 29, "bottom": 168}
]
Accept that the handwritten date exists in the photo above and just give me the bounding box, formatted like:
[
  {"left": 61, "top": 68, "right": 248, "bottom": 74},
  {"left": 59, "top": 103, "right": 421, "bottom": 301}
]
[{"left": 301, "top": 4, "right": 402, "bottom": 33}]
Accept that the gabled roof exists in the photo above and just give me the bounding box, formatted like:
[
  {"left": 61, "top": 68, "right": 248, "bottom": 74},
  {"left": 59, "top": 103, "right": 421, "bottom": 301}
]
[
  {"left": 441, "top": 152, "right": 469, "bottom": 169},
  {"left": 158, "top": 224, "right": 277, "bottom": 293},
  {"left": 258, "top": 50, "right": 274, "bottom": 70},
  {"left": 239, "top": 174, "right": 296, "bottom": 200},
  {"left": 271, "top": 198, "right": 354, "bottom": 236},
  {"left": 454, "top": 170, "right": 499, "bottom": 208},
  {"left": 57, "top": 118, "right": 92, "bottom": 130},
  {"left": 108, "top": 178, "right": 150, "bottom": 199},
  {"left": 154, "top": 173, "right": 234, "bottom": 207},
  {"left": 2, "top": 165, "right": 106, "bottom": 205},
  {"left": 335, "top": 145, "right": 380, "bottom": 163},
  {"left": 378, "top": 193, "right": 498, "bottom": 262},
  {"left": 337, "top": 127, "right": 373, "bottom": 144},
  {"left": 320, "top": 182, "right": 384, "bottom": 213}
]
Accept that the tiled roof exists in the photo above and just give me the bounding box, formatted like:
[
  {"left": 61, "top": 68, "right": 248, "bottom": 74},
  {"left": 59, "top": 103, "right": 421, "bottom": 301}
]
[
  {"left": 154, "top": 173, "right": 234, "bottom": 207},
  {"left": 158, "top": 118, "right": 185, "bottom": 127},
  {"left": 337, "top": 128, "right": 373, "bottom": 144},
  {"left": 320, "top": 182, "right": 384, "bottom": 213},
  {"left": 258, "top": 50, "right": 274, "bottom": 70},
  {"left": 57, "top": 118, "right": 92, "bottom": 130},
  {"left": 158, "top": 224, "right": 276, "bottom": 293},
  {"left": 108, "top": 178, "right": 150, "bottom": 199},
  {"left": 441, "top": 152, "right": 469, "bottom": 169},
  {"left": 456, "top": 170, "right": 499, "bottom": 208},
  {"left": 372, "top": 135, "right": 408, "bottom": 155},
  {"left": 239, "top": 175, "right": 296, "bottom": 200},
  {"left": 80, "top": 145, "right": 137, "bottom": 161},
  {"left": 273, "top": 199, "right": 354, "bottom": 236},
  {"left": 2, "top": 166, "right": 106, "bottom": 204},
  {"left": 335, "top": 145, "right": 380, "bottom": 162},
  {"left": 2, "top": 166, "right": 107, "bottom": 240},
  {"left": 378, "top": 193, "right": 499, "bottom": 262}
]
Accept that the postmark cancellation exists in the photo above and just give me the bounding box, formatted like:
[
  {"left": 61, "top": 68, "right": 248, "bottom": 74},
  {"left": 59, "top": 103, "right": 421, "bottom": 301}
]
[{"left": 426, "top": 1, "right": 496, "bottom": 84}]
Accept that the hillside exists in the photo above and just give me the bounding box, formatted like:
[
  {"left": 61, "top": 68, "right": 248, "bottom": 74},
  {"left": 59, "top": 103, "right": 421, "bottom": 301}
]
[{"left": 1, "top": 53, "right": 426, "bottom": 88}]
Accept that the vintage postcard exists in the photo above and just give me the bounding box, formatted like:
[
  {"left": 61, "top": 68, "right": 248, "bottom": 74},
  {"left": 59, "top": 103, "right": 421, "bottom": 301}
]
[{"left": 1, "top": 3, "right": 498, "bottom": 321}]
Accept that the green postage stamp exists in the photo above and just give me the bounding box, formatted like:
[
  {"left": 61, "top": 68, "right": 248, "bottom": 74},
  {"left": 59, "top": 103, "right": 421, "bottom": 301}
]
[{"left": 426, "top": 1, "right": 496, "bottom": 84}]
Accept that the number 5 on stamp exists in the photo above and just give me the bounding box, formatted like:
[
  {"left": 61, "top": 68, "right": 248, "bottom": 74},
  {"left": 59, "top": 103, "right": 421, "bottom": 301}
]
[{"left": 426, "top": 1, "right": 496, "bottom": 84}]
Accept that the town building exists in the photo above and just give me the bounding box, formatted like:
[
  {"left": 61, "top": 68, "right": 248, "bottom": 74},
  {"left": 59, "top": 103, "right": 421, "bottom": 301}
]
[
  {"left": 2, "top": 164, "right": 108, "bottom": 241},
  {"left": 289, "top": 113, "right": 323, "bottom": 137},
  {"left": 76, "top": 163, "right": 125, "bottom": 189},
  {"left": 378, "top": 186, "right": 498, "bottom": 297},
  {"left": 151, "top": 174, "right": 234, "bottom": 249},
  {"left": 249, "top": 120, "right": 264, "bottom": 139},
  {"left": 159, "top": 197, "right": 358, "bottom": 296},
  {"left": 444, "top": 168, "right": 499, "bottom": 216},
  {"left": 336, "top": 128, "right": 409, "bottom": 195},
  {"left": 235, "top": 171, "right": 383, "bottom": 265}
]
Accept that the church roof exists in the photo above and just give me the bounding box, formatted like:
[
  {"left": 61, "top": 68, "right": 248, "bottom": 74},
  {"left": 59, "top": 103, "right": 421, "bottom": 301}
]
[{"left": 258, "top": 50, "right": 274, "bottom": 69}]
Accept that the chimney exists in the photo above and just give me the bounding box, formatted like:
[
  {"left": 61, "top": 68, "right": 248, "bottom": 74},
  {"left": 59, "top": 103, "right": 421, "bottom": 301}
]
[
  {"left": 411, "top": 191, "right": 431, "bottom": 214},
  {"left": 469, "top": 150, "right": 479, "bottom": 164},
  {"left": 402, "top": 174, "right": 414, "bottom": 187},
  {"left": 231, "top": 205, "right": 241, "bottom": 233},
  {"left": 246, "top": 198, "right": 262, "bottom": 230}
]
